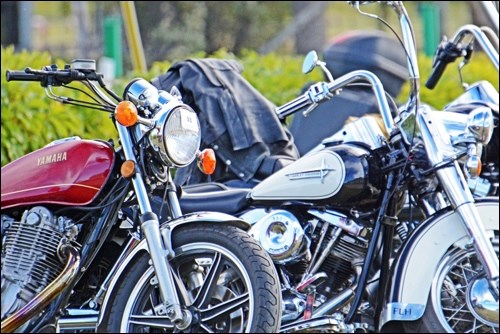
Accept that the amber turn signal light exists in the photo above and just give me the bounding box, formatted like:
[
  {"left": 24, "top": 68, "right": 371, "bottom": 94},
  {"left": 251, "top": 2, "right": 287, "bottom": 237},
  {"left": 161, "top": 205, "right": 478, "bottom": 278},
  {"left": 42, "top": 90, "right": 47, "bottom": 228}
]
[
  {"left": 115, "top": 101, "right": 138, "bottom": 127},
  {"left": 465, "top": 156, "right": 482, "bottom": 178},
  {"left": 121, "top": 160, "right": 136, "bottom": 178},
  {"left": 197, "top": 149, "right": 216, "bottom": 175}
]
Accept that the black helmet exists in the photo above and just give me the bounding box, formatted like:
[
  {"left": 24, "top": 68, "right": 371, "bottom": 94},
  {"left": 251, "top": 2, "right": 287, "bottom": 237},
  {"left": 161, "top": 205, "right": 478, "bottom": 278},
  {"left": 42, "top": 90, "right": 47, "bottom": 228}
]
[{"left": 323, "top": 30, "right": 408, "bottom": 97}]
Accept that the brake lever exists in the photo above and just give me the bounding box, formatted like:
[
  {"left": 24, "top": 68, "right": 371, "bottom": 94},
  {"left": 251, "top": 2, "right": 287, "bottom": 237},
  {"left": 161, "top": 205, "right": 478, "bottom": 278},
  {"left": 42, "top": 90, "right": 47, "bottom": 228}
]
[
  {"left": 302, "top": 82, "right": 336, "bottom": 117},
  {"left": 303, "top": 102, "right": 318, "bottom": 117}
]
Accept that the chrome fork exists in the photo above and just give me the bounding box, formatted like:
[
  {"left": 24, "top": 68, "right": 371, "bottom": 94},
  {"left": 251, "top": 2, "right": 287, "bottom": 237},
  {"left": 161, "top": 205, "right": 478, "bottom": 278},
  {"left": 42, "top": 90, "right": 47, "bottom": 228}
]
[
  {"left": 116, "top": 123, "right": 189, "bottom": 326},
  {"left": 417, "top": 109, "right": 499, "bottom": 294}
]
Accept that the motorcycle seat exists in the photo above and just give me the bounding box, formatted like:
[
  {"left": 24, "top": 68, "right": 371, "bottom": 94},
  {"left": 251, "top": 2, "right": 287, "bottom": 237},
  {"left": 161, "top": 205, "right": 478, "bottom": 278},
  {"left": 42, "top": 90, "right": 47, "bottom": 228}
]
[{"left": 179, "top": 184, "right": 251, "bottom": 215}]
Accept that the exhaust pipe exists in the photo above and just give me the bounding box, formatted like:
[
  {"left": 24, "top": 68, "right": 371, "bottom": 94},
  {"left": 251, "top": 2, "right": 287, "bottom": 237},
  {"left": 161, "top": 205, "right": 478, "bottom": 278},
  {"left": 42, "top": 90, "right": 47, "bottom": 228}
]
[
  {"left": 57, "top": 309, "right": 99, "bottom": 332},
  {"left": 279, "top": 316, "right": 347, "bottom": 333},
  {"left": 1, "top": 245, "right": 80, "bottom": 333}
]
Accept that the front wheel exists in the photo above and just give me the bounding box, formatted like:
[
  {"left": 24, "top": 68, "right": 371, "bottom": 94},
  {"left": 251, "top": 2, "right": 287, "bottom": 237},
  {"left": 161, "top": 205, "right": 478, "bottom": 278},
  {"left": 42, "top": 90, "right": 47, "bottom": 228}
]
[
  {"left": 403, "top": 233, "right": 498, "bottom": 333},
  {"left": 103, "top": 224, "right": 281, "bottom": 333}
]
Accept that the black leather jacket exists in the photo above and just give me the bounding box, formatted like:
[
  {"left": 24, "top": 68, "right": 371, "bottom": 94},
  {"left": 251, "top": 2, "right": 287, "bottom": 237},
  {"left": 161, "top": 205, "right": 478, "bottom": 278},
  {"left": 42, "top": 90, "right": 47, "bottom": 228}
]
[{"left": 151, "top": 58, "right": 299, "bottom": 185}]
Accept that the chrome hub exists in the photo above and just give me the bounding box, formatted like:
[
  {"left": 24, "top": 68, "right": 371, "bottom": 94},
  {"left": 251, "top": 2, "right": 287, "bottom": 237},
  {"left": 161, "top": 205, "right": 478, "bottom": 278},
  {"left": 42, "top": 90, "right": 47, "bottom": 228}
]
[{"left": 466, "top": 275, "right": 499, "bottom": 327}]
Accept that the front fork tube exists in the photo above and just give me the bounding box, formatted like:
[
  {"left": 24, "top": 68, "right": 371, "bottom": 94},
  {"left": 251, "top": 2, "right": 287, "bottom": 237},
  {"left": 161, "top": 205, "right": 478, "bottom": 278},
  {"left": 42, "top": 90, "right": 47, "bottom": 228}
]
[
  {"left": 437, "top": 165, "right": 499, "bottom": 293},
  {"left": 418, "top": 110, "right": 499, "bottom": 294},
  {"left": 117, "top": 123, "right": 185, "bottom": 323}
]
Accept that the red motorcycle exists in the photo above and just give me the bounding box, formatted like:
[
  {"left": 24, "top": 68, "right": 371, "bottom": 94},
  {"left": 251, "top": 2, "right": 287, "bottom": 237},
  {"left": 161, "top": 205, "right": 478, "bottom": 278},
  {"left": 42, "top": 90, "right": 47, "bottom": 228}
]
[{"left": 1, "top": 60, "right": 281, "bottom": 333}]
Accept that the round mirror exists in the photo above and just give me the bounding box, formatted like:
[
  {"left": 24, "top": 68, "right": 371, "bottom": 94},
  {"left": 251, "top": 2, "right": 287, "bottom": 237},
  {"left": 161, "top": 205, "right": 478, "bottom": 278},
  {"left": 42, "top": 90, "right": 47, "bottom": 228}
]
[{"left": 302, "top": 50, "right": 319, "bottom": 74}]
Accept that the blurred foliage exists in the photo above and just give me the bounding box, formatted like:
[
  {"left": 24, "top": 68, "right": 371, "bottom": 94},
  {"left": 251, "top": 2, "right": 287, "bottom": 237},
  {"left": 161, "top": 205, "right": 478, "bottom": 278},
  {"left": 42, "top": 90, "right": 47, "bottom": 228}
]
[
  {"left": 134, "top": 1, "right": 293, "bottom": 62},
  {"left": 1, "top": 46, "right": 321, "bottom": 166},
  {"left": 2, "top": 46, "right": 498, "bottom": 167},
  {"left": 117, "top": 48, "right": 324, "bottom": 107},
  {"left": 1, "top": 46, "right": 116, "bottom": 166}
]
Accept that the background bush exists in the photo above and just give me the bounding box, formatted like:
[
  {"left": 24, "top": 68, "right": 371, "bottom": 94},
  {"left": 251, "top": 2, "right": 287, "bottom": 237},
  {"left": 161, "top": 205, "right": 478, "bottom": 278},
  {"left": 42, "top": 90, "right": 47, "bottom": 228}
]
[
  {"left": 1, "top": 46, "right": 117, "bottom": 166},
  {"left": 2, "top": 46, "right": 498, "bottom": 166}
]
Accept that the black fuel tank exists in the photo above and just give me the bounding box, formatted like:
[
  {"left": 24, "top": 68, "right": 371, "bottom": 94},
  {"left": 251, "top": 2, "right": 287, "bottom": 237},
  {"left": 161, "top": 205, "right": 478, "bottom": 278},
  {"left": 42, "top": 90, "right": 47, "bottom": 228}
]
[{"left": 250, "top": 143, "right": 383, "bottom": 209}]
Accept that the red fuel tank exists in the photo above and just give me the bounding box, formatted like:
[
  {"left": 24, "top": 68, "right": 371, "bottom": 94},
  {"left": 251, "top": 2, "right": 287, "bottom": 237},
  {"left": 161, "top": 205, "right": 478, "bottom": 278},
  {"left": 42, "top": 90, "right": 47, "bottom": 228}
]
[{"left": 1, "top": 139, "right": 115, "bottom": 209}]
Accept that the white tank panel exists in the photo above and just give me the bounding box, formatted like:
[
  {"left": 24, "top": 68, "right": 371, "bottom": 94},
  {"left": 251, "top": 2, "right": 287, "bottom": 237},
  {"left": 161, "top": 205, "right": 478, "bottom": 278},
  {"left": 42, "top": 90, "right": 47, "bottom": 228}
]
[{"left": 251, "top": 150, "right": 345, "bottom": 200}]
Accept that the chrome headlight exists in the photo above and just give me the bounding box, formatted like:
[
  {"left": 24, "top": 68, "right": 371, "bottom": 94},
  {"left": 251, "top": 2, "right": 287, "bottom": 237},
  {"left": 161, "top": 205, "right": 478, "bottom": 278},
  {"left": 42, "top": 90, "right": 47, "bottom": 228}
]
[
  {"left": 149, "top": 105, "right": 201, "bottom": 167},
  {"left": 123, "top": 78, "right": 201, "bottom": 167},
  {"left": 466, "top": 106, "right": 494, "bottom": 145},
  {"left": 124, "top": 78, "right": 160, "bottom": 111}
]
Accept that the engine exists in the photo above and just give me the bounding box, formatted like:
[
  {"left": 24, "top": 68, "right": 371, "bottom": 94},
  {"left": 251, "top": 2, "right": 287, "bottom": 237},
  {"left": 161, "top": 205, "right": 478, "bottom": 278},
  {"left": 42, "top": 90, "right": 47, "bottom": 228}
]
[
  {"left": 309, "top": 219, "right": 368, "bottom": 297},
  {"left": 246, "top": 208, "right": 369, "bottom": 322},
  {"left": 1, "top": 206, "right": 79, "bottom": 321}
]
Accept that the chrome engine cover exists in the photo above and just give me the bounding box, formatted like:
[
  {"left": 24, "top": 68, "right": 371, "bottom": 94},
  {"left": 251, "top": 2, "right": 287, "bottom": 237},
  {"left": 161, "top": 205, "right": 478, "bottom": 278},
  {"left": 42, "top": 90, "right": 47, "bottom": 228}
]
[
  {"left": 316, "top": 116, "right": 387, "bottom": 151},
  {"left": 248, "top": 210, "right": 308, "bottom": 264}
]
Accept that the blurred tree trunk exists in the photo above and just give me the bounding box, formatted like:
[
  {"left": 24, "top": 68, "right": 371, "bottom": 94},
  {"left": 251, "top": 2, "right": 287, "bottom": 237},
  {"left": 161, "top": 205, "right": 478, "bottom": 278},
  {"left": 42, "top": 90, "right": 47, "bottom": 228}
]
[
  {"left": 72, "top": 1, "right": 92, "bottom": 58},
  {"left": 233, "top": 2, "right": 253, "bottom": 54},
  {"left": 1, "top": 1, "right": 19, "bottom": 47},
  {"left": 205, "top": 1, "right": 221, "bottom": 54},
  {"left": 293, "top": 1, "right": 326, "bottom": 54}
]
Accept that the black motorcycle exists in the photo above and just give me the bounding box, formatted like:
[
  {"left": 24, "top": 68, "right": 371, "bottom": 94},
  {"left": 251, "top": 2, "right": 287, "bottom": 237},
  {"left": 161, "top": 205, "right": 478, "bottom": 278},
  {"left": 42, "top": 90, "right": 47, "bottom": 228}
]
[{"left": 174, "top": 1, "right": 499, "bottom": 332}]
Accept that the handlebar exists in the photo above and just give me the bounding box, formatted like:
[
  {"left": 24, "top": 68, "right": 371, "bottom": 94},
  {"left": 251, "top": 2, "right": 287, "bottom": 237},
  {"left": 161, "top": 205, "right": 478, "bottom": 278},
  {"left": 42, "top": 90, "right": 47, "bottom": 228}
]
[
  {"left": 5, "top": 61, "right": 121, "bottom": 108},
  {"left": 276, "top": 70, "right": 395, "bottom": 135},
  {"left": 6, "top": 66, "right": 101, "bottom": 87},
  {"left": 275, "top": 92, "right": 316, "bottom": 118},
  {"left": 425, "top": 40, "right": 463, "bottom": 90},
  {"left": 426, "top": 24, "right": 499, "bottom": 89},
  {"left": 6, "top": 70, "right": 44, "bottom": 82}
]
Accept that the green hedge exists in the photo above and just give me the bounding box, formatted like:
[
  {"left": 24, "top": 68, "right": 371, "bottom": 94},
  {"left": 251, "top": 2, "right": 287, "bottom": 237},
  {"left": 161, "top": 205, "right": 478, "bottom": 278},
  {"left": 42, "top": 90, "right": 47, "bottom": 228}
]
[
  {"left": 1, "top": 46, "right": 117, "bottom": 166},
  {"left": 2, "top": 46, "right": 498, "bottom": 166},
  {"left": 1, "top": 47, "right": 322, "bottom": 166}
]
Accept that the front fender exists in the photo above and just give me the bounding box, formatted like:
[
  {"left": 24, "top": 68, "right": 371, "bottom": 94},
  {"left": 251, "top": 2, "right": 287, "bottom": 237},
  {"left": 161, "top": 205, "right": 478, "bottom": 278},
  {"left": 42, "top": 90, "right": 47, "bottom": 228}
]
[
  {"left": 96, "top": 211, "right": 250, "bottom": 330},
  {"left": 380, "top": 198, "right": 498, "bottom": 328}
]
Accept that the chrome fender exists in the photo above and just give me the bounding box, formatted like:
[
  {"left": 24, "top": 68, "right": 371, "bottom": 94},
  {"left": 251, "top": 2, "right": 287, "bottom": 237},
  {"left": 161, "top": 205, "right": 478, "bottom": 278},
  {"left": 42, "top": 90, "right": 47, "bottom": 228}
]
[
  {"left": 380, "top": 198, "right": 498, "bottom": 328},
  {"left": 96, "top": 211, "right": 250, "bottom": 330}
]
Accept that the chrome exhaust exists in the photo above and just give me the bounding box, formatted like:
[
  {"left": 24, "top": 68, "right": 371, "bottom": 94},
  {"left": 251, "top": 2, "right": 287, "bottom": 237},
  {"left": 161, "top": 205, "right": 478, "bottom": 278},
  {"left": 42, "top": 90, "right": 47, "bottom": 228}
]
[
  {"left": 280, "top": 316, "right": 347, "bottom": 333},
  {"left": 57, "top": 309, "right": 99, "bottom": 332},
  {"left": 1, "top": 245, "right": 80, "bottom": 333},
  {"left": 280, "top": 315, "right": 370, "bottom": 333}
]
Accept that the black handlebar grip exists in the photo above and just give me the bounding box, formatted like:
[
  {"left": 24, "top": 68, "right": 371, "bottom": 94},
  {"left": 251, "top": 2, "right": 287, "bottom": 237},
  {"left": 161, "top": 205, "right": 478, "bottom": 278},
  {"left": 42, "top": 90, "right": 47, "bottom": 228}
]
[
  {"left": 425, "top": 59, "right": 447, "bottom": 90},
  {"left": 6, "top": 70, "right": 42, "bottom": 82}
]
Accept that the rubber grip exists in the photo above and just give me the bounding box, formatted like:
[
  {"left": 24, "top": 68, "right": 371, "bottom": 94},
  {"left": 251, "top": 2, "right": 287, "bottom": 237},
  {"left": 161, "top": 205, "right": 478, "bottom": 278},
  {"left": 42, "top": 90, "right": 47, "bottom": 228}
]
[
  {"left": 6, "top": 70, "right": 42, "bottom": 82},
  {"left": 425, "top": 59, "right": 447, "bottom": 90}
]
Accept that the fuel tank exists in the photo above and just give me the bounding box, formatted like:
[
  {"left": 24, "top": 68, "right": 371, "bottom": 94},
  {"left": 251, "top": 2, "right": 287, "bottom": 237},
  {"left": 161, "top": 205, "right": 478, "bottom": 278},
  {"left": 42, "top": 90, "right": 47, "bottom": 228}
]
[
  {"left": 250, "top": 144, "right": 383, "bottom": 208},
  {"left": 1, "top": 139, "right": 115, "bottom": 209}
]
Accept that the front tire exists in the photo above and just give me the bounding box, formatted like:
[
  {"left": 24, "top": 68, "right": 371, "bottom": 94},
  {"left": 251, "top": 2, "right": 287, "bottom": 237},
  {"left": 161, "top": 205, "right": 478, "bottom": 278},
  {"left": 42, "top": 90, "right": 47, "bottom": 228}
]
[
  {"left": 403, "top": 233, "right": 498, "bottom": 333},
  {"left": 103, "top": 224, "right": 281, "bottom": 333}
]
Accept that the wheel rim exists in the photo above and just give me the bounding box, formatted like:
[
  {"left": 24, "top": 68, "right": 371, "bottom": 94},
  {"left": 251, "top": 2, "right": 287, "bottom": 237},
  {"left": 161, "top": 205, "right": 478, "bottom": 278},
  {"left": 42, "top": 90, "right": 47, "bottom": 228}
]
[
  {"left": 120, "top": 242, "right": 255, "bottom": 333},
  {"left": 431, "top": 237, "right": 499, "bottom": 333}
]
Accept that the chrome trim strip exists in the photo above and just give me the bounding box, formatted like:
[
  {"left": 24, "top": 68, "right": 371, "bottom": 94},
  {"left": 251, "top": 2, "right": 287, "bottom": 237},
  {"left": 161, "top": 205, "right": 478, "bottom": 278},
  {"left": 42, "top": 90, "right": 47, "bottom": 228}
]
[
  {"left": 380, "top": 303, "right": 425, "bottom": 324},
  {"left": 1, "top": 183, "right": 100, "bottom": 197}
]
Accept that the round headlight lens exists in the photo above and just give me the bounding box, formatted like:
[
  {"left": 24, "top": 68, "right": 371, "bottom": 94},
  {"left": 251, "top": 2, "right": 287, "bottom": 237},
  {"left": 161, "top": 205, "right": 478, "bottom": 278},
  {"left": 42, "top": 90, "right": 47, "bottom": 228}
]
[
  {"left": 148, "top": 103, "right": 201, "bottom": 167},
  {"left": 163, "top": 107, "right": 201, "bottom": 166}
]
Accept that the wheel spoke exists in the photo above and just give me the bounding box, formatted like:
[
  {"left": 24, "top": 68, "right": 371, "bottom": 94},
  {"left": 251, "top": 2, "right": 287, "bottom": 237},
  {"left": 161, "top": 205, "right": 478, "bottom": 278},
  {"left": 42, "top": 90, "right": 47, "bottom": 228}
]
[
  {"left": 464, "top": 319, "right": 489, "bottom": 333},
  {"left": 128, "top": 314, "right": 175, "bottom": 329},
  {"left": 199, "top": 323, "right": 215, "bottom": 333},
  {"left": 448, "top": 313, "right": 474, "bottom": 324},
  {"left": 422, "top": 234, "right": 499, "bottom": 333},
  {"left": 200, "top": 292, "right": 249, "bottom": 322},
  {"left": 193, "top": 252, "right": 223, "bottom": 308},
  {"left": 446, "top": 302, "right": 467, "bottom": 321},
  {"left": 443, "top": 307, "right": 472, "bottom": 314}
]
